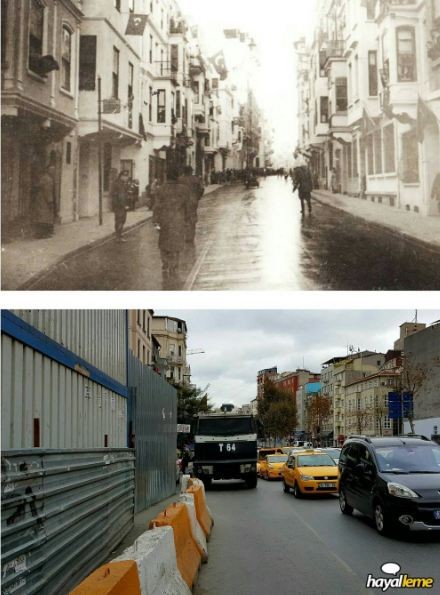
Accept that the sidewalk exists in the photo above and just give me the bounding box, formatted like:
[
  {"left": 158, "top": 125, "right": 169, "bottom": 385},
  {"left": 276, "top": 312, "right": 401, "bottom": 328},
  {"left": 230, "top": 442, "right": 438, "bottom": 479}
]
[
  {"left": 107, "top": 486, "right": 181, "bottom": 561},
  {"left": 312, "top": 189, "right": 440, "bottom": 251},
  {"left": 1, "top": 184, "right": 223, "bottom": 290}
]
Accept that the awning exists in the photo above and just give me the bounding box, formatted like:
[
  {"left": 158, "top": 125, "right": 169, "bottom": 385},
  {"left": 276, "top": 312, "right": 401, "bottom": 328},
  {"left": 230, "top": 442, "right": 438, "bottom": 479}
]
[{"left": 78, "top": 119, "right": 143, "bottom": 146}]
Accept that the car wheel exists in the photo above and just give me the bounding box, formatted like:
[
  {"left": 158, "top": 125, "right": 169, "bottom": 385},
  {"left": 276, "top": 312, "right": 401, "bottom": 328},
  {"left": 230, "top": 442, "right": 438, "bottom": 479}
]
[
  {"left": 246, "top": 474, "right": 258, "bottom": 489},
  {"left": 374, "top": 500, "right": 394, "bottom": 536},
  {"left": 293, "top": 482, "right": 302, "bottom": 498},
  {"left": 339, "top": 489, "right": 353, "bottom": 515},
  {"left": 283, "top": 480, "right": 290, "bottom": 494}
]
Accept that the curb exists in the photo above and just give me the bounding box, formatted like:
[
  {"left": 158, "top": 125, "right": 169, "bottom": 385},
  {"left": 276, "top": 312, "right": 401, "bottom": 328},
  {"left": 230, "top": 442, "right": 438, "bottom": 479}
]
[
  {"left": 311, "top": 192, "right": 440, "bottom": 257},
  {"left": 18, "top": 214, "right": 152, "bottom": 290}
]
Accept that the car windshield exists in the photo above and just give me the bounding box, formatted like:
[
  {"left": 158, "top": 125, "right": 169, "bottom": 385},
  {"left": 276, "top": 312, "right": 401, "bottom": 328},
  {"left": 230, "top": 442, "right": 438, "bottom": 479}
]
[
  {"left": 267, "top": 455, "right": 288, "bottom": 463},
  {"left": 375, "top": 445, "right": 440, "bottom": 473},
  {"left": 324, "top": 449, "right": 341, "bottom": 459},
  {"left": 197, "top": 417, "right": 255, "bottom": 436},
  {"left": 297, "top": 454, "right": 335, "bottom": 467}
]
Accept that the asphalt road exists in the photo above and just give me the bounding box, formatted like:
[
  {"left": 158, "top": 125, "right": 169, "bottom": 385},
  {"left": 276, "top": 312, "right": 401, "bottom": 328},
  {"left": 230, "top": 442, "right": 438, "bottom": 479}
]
[
  {"left": 195, "top": 478, "right": 440, "bottom": 595},
  {"left": 28, "top": 178, "right": 440, "bottom": 290}
]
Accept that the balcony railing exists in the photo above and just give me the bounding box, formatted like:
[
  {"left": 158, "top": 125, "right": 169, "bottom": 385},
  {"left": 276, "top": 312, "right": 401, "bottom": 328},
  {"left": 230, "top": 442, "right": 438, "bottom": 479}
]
[{"left": 170, "top": 19, "right": 187, "bottom": 35}]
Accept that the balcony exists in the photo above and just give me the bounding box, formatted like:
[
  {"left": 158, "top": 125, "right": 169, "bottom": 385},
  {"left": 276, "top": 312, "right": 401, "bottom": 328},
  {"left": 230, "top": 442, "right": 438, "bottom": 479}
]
[
  {"left": 155, "top": 65, "right": 179, "bottom": 86},
  {"left": 169, "top": 19, "right": 188, "bottom": 36},
  {"left": 189, "top": 56, "right": 205, "bottom": 77},
  {"left": 321, "top": 40, "right": 345, "bottom": 65}
]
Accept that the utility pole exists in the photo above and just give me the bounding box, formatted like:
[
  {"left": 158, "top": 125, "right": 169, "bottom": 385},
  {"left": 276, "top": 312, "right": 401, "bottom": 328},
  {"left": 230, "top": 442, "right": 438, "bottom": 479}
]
[{"left": 98, "top": 76, "right": 103, "bottom": 226}]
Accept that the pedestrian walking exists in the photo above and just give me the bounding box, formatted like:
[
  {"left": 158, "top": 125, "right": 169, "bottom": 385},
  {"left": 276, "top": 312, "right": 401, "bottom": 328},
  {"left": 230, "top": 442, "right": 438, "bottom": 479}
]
[
  {"left": 33, "top": 166, "right": 56, "bottom": 238},
  {"left": 292, "top": 153, "right": 313, "bottom": 215},
  {"left": 111, "top": 169, "right": 129, "bottom": 242},
  {"left": 178, "top": 165, "right": 204, "bottom": 259},
  {"left": 431, "top": 172, "right": 440, "bottom": 213},
  {"left": 156, "top": 163, "right": 191, "bottom": 289},
  {"left": 149, "top": 178, "right": 161, "bottom": 229}
]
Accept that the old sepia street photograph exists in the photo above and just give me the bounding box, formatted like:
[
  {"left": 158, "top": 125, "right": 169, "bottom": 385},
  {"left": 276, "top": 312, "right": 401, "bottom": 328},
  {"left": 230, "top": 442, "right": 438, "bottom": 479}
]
[{"left": 2, "top": 0, "right": 440, "bottom": 290}]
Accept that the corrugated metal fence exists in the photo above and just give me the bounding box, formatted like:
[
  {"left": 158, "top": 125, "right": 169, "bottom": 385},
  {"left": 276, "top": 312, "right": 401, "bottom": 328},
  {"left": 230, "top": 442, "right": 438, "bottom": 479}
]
[
  {"left": 1, "top": 449, "right": 135, "bottom": 595},
  {"left": 128, "top": 352, "right": 177, "bottom": 513}
]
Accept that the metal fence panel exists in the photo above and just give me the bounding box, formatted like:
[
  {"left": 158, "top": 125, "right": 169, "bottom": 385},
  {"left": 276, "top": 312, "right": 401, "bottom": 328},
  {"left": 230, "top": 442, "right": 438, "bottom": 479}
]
[
  {"left": 1, "top": 335, "right": 127, "bottom": 450},
  {"left": 1, "top": 449, "right": 135, "bottom": 595},
  {"left": 128, "top": 352, "right": 177, "bottom": 512},
  {"left": 11, "top": 311, "right": 127, "bottom": 385}
]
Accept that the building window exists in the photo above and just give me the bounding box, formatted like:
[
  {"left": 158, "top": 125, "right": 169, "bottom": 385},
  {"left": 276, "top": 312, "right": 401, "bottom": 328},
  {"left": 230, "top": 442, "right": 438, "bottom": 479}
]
[
  {"left": 61, "top": 26, "right": 72, "bottom": 91},
  {"left": 401, "top": 129, "right": 419, "bottom": 183},
  {"left": 66, "top": 141, "right": 72, "bottom": 164},
  {"left": 373, "top": 129, "right": 382, "bottom": 174},
  {"left": 128, "top": 61, "right": 134, "bottom": 129},
  {"left": 368, "top": 51, "right": 378, "bottom": 96},
  {"left": 346, "top": 143, "right": 352, "bottom": 179},
  {"left": 367, "top": 133, "right": 374, "bottom": 175},
  {"left": 129, "top": 0, "right": 134, "bottom": 12},
  {"left": 149, "top": 86, "right": 153, "bottom": 121},
  {"left": 157, "top": 89, "right": 166, "bottom": 123},
  {"left": 193, "top": 80, "right": 200, "bottom": 103},
  {"left": 320, "top": 96, "right": 329, "bottom": 123},
  {"left": 149, "top": 35, "right": 153, "bottom": 64},
  {"left": 383, "top": 123, "right": 395, "bottom": 173},
  {"left": 114, "top": 0, "right": 121, "bottom": 11},
  {"left": 171, "top": 44, "right": 178, "bottom": 73},
  {"left": 352, "top": 139, "right": 358, "bottom": 178},
  {"left": 176, "top": 90, "right": 181, "bottom": 118},
  {"left": 142, "top": 310, "right": 146, "bottom": 331},
  {"left": 79, "top": 35, "right": 97, "bottom": 90},
  {"left": 396, "top": 27, "right": 417, "bottom": 82},
  {"left": 112, "top": 47, "right": 120, "bottom": 98},
  {"left": 366, "top": 0, "right": 375, "bottom": 20},
  {"left": 29, "top": 0, "right": 45, "bottom": 73},
  {"left": 335, "top": 77, "right": 348, "bottom": 112}
]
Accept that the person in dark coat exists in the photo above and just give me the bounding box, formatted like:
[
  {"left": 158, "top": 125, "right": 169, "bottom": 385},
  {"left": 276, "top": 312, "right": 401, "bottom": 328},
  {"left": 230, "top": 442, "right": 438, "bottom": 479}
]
[
  {"left": 292, "top": 154, "right": 313, "bottom": 214},
  {"left": 111, "top": 170, "right": 129, "bottom": 241},
  {"left": 178, "top": 165, "right": 204, "bottom": 256},
  {"left": 156, "top": 163, "right": 191, "bottom": 289},
  {"left": 33, "top": 166, "right": 56, "bottom": 238}
]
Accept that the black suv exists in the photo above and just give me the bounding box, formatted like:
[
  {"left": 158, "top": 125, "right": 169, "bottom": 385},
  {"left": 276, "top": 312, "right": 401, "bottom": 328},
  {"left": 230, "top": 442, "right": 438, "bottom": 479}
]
[{"left": 338, "top": 435, "right": 440, "bottom": 536}]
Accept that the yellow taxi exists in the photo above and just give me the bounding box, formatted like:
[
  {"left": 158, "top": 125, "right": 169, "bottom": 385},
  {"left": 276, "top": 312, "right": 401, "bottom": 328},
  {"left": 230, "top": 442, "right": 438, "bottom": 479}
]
[
  {"left": 257, "top": 448, "right": 284, "bottom": 476},
  {"left": 259, "top": 454, "right": 288, "bottom": 480},
  {"left": 282, "top": 449, "right": 339, "bottom": 497}
]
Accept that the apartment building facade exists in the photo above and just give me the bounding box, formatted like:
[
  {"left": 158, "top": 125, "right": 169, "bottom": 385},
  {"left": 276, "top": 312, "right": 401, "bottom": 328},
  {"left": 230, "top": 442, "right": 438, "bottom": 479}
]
[
  {"left": 151, "top": 315, "right": 189, "bottom": 385},
  {"left": 2, "top": 0, "right": 258, "bottom": 233},
  {"left": 1, "top": 0, "right": 83, "bottom": 236},
  {"left": 295, "top": 0, "right": 440, "bottom": 216}
]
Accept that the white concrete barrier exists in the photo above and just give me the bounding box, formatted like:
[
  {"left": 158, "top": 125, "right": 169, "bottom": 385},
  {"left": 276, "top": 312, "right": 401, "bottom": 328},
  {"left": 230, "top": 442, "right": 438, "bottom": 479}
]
[
  {"left": 113, "top": 526, "right": 191, "bottom": 595},
  {"left": 180, "top": 474, "right": 191, "bottom": 494},
  {"left": 188, "top": 478, "right": 214, "bottom": 520},
  {"left": 178, "top": 493, "right": 208, "bottom": 562}
]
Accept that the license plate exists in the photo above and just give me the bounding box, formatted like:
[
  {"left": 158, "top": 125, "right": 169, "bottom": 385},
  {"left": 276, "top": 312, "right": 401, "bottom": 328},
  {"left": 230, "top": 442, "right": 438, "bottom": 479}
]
[
  {"left": 319, "top": 482, "right": 335, "bottom": 488},
  {"left": 433, "top": 510, "right": 440, "bottom": 520}
]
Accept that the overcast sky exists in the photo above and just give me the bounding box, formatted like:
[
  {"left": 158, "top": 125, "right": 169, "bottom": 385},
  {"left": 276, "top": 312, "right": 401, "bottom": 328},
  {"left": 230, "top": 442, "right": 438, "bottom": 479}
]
[
  {"left": 179, "top": 0, "right": 318, "bottom": 161},
  {"left": 158, "top": 310, "right": 440, "bottom": 408}
]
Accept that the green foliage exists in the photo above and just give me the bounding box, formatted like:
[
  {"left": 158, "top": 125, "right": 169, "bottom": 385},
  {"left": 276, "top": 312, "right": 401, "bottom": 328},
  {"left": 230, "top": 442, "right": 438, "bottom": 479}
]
[
  {"left": 257, "top": 380, "right": 297, "bottom": 441},
  {"left": 175, "top": 383, "right": 213, "bottom": 449}
]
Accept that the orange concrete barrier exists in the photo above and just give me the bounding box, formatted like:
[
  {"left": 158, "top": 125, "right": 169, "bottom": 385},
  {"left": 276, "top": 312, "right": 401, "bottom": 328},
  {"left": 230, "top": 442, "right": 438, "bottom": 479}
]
[
  {"left": 70, "top": 561, "right": 141, "bottom": 595},
  {"left": 186, "top": 484, "right": 213, "bottom": 538},
  {"left": 149, "top": 502, "right": 203, "bottom": 589}
]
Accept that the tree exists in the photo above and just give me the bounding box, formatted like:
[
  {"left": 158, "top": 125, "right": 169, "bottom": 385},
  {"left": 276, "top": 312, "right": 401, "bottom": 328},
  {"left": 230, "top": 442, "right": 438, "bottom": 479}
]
[
  {"left": 306, "top": 394, "right": 331, "bottom": 443},
  {"left": 174, "top": 383, "right": 214, "bottom": 449},
  {"left": 257, "top": 380, "right": 297, "bottom": 444}
]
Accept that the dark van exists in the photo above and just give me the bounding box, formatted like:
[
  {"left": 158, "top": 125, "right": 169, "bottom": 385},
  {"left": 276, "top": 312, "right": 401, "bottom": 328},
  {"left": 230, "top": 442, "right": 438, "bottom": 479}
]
[{"left": 338, "top": 435, "right": 440, "bottom": 536}]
